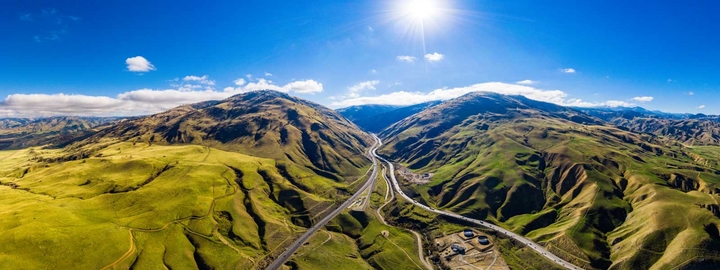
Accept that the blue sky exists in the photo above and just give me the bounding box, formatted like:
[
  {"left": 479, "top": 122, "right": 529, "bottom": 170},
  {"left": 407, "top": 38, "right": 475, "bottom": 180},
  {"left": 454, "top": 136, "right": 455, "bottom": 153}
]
[{"left": 1, "top": 0, "right": 718, "bottom": 117}]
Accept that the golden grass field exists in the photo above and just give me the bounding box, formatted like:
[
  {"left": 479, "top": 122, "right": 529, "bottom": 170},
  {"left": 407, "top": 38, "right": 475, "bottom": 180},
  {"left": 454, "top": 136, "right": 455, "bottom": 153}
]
[{"left": 0, "top": 140, "right": 365, "bottom": 269}]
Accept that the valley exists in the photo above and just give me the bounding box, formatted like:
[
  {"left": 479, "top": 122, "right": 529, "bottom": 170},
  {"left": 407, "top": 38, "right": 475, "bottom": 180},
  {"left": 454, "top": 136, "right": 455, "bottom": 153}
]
[
  {"left": 372, "top": 134, "right": 580, "bottom": 269},
  {"left": 6, "top": 1, "right": 720, "bottom": 269},
  {"left": 2, "top": 90, "right": 720, "bottom": 269}
]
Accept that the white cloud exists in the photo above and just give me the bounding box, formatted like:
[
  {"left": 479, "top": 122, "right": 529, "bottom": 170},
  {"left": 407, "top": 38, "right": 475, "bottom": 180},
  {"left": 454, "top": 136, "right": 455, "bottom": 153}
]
[
  {"left": 284, "top": 80, "right": 323, "bottom": 94},
  {"left": 226, "top": 78, "right": 323, "bottom": 94},
  {"left": 233, "top": 78, "right": 246, "bottom": 86},
  {"left": 424, "top": 52, "right": 444, "bottom": 62},
  {"left": 561, "top": 68, "right": 576, "bottom": 74},
  {"left": 687, "top": 91, "right": 695, "bottom": 96},
  {"left": 246, "top": 74, "right": 252, "bottom": 79},
  {"left": 348, "top": 81, "right": 380, "bottom": 93},
  {"left": 370, "top": 69, "right": 377, "bottom": 74},
  {"left": 0, "top": 92, "right": 194, "bottom": 117},
  {"left": 125, "top": 56, "right": 156, "bottom": 72},
  {"left": 347, "top": 80, "right": 380, "bottom": 98},
  {"left": 668, "top": 79, "right": 674, "bottom": 83},
  {"left": 0, "top": 77, "right": 323, "bottom": 117},
  {"left": 242, "top": 78, "right": 284, "bottom": 92},
  {"left": 117, "top": 89, "right": 229, "bottom": 105},
  {"left": 265, "top": 72, "right": 273, "bottom": 77},
  {"left": 516, "top": 80, "right": 537, "bottom": 85},
  {"left": 396, "top": 55, "right": 417, "bottom": 63},
  {"left": 173, "top": 84, "right": 206, "bottom": 91},
  {"left": 331, "top": 82, "right": 636, "bottom": 108},
  {"left": 182, "top": 75, "right": 215, "bottom": 86},
  {"left": 631, "top": 96, "right": 654, "bottom": 102},
  {"left": 699, "top": 105, "right": 706, "bottom": 109}
]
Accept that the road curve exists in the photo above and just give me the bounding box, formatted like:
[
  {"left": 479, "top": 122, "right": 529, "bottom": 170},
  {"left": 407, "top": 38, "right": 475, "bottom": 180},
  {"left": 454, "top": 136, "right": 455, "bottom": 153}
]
[
  {"left": 371, "top": 135, "right": 583, "bottom": 270},
  {"left": 376, "top": 160, "right": 433, "bottom": 270},
  {"left": 266, "top": 136, "right": 381, "bottom": 270}
]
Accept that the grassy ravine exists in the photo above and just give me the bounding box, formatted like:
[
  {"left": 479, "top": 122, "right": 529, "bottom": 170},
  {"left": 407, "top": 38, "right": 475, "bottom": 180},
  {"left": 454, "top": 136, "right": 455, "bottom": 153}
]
[{"left": 0, "top": 141, "right": 362, "bottom": 269}]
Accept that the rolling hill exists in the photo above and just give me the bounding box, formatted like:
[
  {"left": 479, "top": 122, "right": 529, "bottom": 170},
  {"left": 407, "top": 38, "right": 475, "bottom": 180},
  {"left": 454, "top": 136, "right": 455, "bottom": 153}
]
[
  {"left": 378, "top": 92, "right": 720, "bottom": 269},
  {"left": 0, "top": 90, "right": 375, "bottom": 269}
]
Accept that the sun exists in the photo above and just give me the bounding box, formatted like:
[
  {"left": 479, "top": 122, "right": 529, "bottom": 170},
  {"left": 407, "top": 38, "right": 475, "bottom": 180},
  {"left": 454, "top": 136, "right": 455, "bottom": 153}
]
[{"left": 404, "top": 0, "right": 439, "bottom": 20}]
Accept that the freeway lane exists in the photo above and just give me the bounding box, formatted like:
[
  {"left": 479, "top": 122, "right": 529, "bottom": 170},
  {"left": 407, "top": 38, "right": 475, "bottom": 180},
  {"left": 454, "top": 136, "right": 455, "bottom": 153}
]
[
  {"left": 266, "top": 136, "right": 381, "bottom": 270},
  {"left": 371, "top": 135, "right": 584, "bottom": 270}
]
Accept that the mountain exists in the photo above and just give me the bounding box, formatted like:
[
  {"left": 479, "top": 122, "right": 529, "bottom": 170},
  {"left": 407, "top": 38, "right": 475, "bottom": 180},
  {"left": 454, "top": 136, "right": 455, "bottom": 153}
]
[
  {"left": 0, "top": 90, "right": 375, "bottom": 269},
  {"left": 378, "top": 92, "right": 720, "bottom": 269},
  {"left": 337, "top": 101, "right": 443, "bottom": 133},
  {"left": 579, "top": 107, "right": 720, "bottom": 145},
  {"left": 336, "top": 104, "right": 400, "bottom": 122},
  {"left": 0, "top": 116, "right": 118, "bottom": 150},
  {"left": 81, "top": 90, "right": 373, "bottom": 180}
]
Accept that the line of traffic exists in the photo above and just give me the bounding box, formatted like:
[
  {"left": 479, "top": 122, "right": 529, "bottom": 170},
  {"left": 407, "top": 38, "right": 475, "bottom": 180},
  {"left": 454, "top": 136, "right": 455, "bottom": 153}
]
[{"left": 266, "top": 136, "right": 382, "bottom": 270}]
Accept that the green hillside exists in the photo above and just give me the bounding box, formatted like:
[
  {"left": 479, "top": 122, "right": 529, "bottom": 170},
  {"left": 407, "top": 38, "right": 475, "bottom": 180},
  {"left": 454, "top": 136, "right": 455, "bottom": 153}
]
[
  {"left": 379, "top": 92, "right": 720, "bottom": 269},
  {"left": 83, "top": 90, "right": 373, "bottom": 181},
  {"left": 0, "top": 91, "right": 375, "bottom": 269},
  {"left": 0, "top": 142, "right": 367, "bottom": 269}
]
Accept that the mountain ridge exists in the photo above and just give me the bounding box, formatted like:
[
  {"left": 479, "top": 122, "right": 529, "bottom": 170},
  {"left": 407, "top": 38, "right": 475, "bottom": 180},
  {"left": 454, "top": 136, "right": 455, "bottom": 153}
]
[
  {"left": 76, "top": 90, "right": 374, "bottom": 180},
  {"left": 375, "top": 92, "right": 720, "bottom": 269}
]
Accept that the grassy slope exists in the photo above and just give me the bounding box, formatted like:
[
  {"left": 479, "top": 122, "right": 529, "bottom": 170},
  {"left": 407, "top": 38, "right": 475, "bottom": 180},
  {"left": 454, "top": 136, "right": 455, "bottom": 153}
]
[
  {"left": 288, "top": 170, "right": 426, "bottom": 270},
  {"left": 0, "top": 141, "right": 365, "bottom": 269},
  {"left": 84, "top": 91, "right": 373, "bottom": 182},
  {"left": 291, "top": 214, "right": 426, "bottom": 270},
  {"left": 379, "top": 94, "right": 720, "bottom": 269}
]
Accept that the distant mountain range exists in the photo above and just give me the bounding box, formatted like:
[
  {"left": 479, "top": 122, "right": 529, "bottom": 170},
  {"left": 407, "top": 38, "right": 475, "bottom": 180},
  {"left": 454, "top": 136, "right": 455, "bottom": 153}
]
[
  {"left": 338, "top": 101, "right": 720, "bottom": 146},
  {"left": 577, "top": 107, "right": 720, "bottom": 145},
  {"left": 0, "top": 116, "right": 119, "bottom": 150}
]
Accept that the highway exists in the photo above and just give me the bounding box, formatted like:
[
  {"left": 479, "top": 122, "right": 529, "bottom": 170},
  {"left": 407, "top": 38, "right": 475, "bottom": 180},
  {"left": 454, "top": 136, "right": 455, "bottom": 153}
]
[
  {"left": 376, "top": 162, "right": 433, "bottom": 270},
  {"left": 371, "top": 134, "right": 584, "bottom": 270},
  {"left": 266, "top": 136, "right": 381, "bottom": 270}
]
